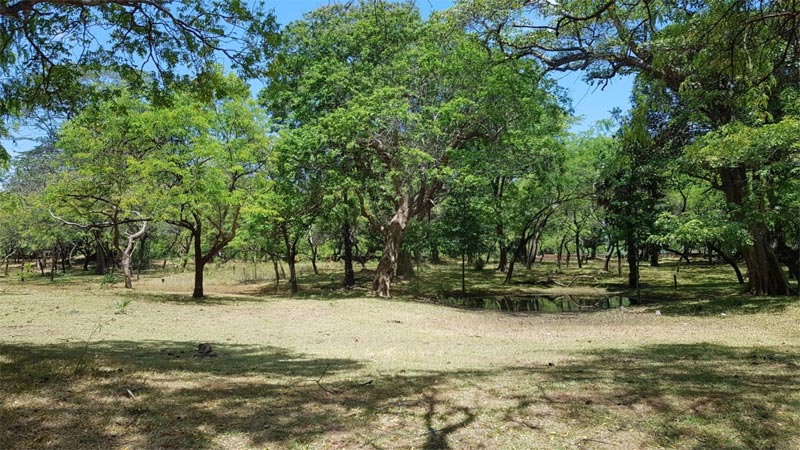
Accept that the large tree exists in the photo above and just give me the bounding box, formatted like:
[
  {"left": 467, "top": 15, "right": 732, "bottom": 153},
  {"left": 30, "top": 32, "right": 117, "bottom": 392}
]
[
  {"left": 265, "top": 1, "right": 565, "bottom": 297},
  {"left": 458, "top": 0, "right": 800, "bottom": 294},
  {"left": 0, "top": 0, "right": 277, "bottom": 163}
]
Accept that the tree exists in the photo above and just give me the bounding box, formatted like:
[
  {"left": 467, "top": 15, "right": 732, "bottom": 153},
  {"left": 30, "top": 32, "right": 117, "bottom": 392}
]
[
  {"left": 244, "top": 127, "right": 323, "bottom": 294},
  {"left": 159, "top": 76, "right": 270, "bottom": 298},
  {"left": 437, "top": 174, "right": 493, "bottom": 294},
  {"left": 0, "top": 0, "right": 277, "bottom": 165},
  {"left": 459, "top": 0, "right": 800, "bottom": 294}
]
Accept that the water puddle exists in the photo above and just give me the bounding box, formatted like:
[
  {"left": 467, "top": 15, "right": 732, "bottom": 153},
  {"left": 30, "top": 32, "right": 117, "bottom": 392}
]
[{"left": 434, "top": 295, "right": 631, "bottom": 313}]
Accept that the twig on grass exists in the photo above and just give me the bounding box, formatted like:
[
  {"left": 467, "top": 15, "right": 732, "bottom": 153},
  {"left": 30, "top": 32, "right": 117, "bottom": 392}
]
[{"left": 315, "top": 363, "right": 373, "bottom": 395}]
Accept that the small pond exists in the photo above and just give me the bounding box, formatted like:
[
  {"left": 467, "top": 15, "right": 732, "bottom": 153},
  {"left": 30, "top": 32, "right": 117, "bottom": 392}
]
[{"left": 434, "top": 295, "right": 632, "bottom": 313}]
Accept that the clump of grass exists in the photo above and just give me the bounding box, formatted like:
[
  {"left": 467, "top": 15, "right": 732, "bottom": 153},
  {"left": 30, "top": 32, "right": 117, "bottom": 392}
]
[{"left": 113, "top": 298, "right": 132, "bottom": 314}]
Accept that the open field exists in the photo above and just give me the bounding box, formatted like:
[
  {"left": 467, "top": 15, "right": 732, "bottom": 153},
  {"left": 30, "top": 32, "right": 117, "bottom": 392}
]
[{"left": 2, "top": 258, "right": 800, "bottom": 449}]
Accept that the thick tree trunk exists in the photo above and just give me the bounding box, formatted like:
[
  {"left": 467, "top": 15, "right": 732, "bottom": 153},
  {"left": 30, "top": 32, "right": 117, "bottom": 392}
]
[
  {"left": 745, "top": 225, "right": 790, "bottom": 295},
  {"left": 342, "top": 219, "right": 355, "bottom": 288},
  {"left": 396, "top": 249, "right": 415, "bottom": 277},
  {"left": 720, "top": 166, "right": 791, "bottom": 295},
  {"left": 574, "top": 230, "right": 582, "bottom": 269},
  {"left": 372, "top": 212, "right": 409, "bottom": 297}
]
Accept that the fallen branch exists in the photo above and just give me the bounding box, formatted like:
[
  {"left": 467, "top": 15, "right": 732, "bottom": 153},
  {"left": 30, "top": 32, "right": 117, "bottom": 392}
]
[{"left": 315, "top": 363, "right": 373, "bottom": 395}]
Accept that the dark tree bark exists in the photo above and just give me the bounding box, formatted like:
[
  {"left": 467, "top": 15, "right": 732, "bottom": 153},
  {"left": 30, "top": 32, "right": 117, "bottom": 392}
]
[
  {"left": 627, "top": 239, "right": 639, "bottom": 289},
  {"left": 308, "top": 231, "right": 319, "bottom": 275},
  {"left": 342, "top": 219, "right": 355, "bottom": 288}
]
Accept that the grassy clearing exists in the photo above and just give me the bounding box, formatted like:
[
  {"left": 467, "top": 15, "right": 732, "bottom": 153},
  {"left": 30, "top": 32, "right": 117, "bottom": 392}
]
[{"left": 1, "top": 257, "right": 799, "bottom": 449}]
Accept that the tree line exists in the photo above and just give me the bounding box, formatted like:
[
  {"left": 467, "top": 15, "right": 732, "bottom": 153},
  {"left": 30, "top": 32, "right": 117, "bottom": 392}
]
[{"left": 1, "top": 0, "right": 798, "bottom": 298}]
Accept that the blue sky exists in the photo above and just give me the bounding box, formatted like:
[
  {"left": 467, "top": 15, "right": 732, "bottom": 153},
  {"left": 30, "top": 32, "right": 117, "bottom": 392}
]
[{"left": 3, "top": 0, "right": 632, "bottom": 156}]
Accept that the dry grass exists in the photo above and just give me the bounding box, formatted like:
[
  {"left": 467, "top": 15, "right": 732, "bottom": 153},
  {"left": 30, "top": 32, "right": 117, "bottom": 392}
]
[{"left": 1, "top": 257, "right": 799, "bottom": 449}]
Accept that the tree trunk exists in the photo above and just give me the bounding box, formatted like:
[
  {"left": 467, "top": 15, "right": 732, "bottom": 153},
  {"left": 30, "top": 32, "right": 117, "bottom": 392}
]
[
  {"left": 342, "top": 219, "right": 355, "bottom": 288},
  {"left": 396, "top": 249, "right": 415, "bottom": 277},
  {"left": 649, "top": 244, "right": 660, "bottom": 267},
  {"left": 744, "top": 224, "right": 790, "bottom": 295},
  {"left": 493, "top": 176, "right": 507, "bottom": 272},
  {"left": 461, "top": 252, "right": 466, "bottom": 295},
  {"left": 604, "top": 244, "right": 614, "bottom": 272},
  {"left": 430, "top": 245, "right": 441, "bottom": 264},
  {"left": 627, "top": 239, "right": 639, "bottom": 289},
  {"left": 192, "top": 226, "right": 205, "bottom": 299},
  {"left": 287, "top": 250, "right": 298, "bottom": 294},
  {"left": 529, "top": 233, "right": 541, "bottom": 270},
  {"left": 720, "top": 166, "right": 791, "bottom": 295},
  {"left": 372, "top": 211, "right": 409, "bottom": 297},
  {"left": 122, "top": 221, "right": 148, "bottom": 289},
  {"left": 504, "top": 236, "right": 528, "bottom": 285},
  {"left": 497, "top": 244, "right": 508, "bottom": 272},
  {"left": 50, "top": 247, "right": 56, "bottom": 281},
  {"left": 707, "top": 242, "right": 744, "bottom": 284},
  {"left": 308, "top": 233, "right": 319, "bottom": 275},
  {"left": 94, "top": 231, "right": 108, "bottom": 275},
  {"left": 574, "top": 229, "right": 582, "bottom": 269}
]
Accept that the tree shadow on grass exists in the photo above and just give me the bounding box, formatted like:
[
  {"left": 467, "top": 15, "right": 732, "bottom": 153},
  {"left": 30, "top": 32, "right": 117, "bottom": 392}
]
[
  {"left": 1, "top": 341, "right": 799, "bottom": 449},
  {"left": 514, "top": 343, "right": 800, "bottom": 450},
  {"left": 637, "top": 294, "right": 800, "bottom": 315}
]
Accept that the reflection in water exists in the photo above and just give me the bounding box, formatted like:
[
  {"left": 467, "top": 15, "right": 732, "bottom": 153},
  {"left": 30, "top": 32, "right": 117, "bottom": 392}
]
[{"left": 438, "top": 295, "right": 631, "bottom": 313}]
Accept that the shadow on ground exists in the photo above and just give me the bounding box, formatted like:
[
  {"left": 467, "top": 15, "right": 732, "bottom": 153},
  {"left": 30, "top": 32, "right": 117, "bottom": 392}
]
[{"left": 1, "top": 341, "right": 798, "bottom": 449}]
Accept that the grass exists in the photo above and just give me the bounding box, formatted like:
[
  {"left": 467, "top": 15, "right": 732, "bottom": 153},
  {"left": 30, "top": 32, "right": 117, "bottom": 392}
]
[{"left": 1, "top": 256, "right": 799, "bottom": 449}]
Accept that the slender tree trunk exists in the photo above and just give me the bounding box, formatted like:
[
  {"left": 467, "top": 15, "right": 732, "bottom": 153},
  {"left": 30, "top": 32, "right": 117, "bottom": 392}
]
[
  {"left": 627, "top": 238, "right": 639, "bottom": 289},
  {"left": 574, "top": 229, "right": 582, "bottom": 269},
  {"left": 707, "top": 242, "right": 744, "bottom": 284},
  {"left": 461, "top": 252, "right": 466, "bottom": 295},
  {"left": 308, "top": 233, "right": 319, "bottom": 275},
  {"left": 604, "top": 244, "right": 614, "bottom": 272},
  {"left": 493, "top": 176, "right": 507, "bottom": 272},
  {"left": 505, "top": 235, "right": 529, "bottom": 285},
  {"left": 136, "top": 236, "right": 146, "bottom": 281},
  {"left": 497, "top": 244, "right": 508, "bottom": 272},
  {"left": 50, "top": 247, "right": 56, "bottom": 281},
  {"left": 342, "top": 219, "right": 355, "bottom": 288},
  {"left": 122, "top": 221, "right": 148, "bottom": 289},
  {"left": 528, "top": 233, "right": 541, "bottom": 270},
  {"left": 192, "top": 225, "right": 205, "bottom": 299}
]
